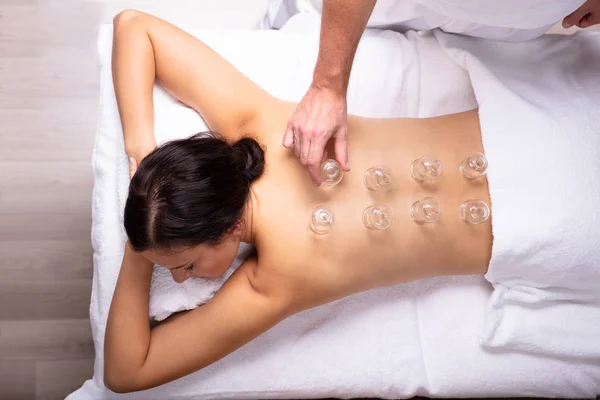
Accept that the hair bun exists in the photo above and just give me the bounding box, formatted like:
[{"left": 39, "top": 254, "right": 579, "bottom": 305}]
[{"left": 232, "top": 138, "right": 265, "bottom": 183}]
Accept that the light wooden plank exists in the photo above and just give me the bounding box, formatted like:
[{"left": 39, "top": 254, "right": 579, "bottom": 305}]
[
  {"left": 0, "top": 361, "right": 35, "bottom": 400},
  {"left": 0, "top": 162, "right": 93, "bottom": 214},
  {"left": 0, "top": 107, "right": 96, "bottom": 162},
  {"left": 0, "top": 319, "right": 94, "bottom": 361},
  {"left": 35, "top": 359, "right": 94, "bottom": 400},
  {"left": 0, "top": 4, "right": 101, "bottom": 51},
  {"left": 0, "top": 214, "right": 91, "bottom": 241},
  {"left": 0, "top": 57, "right": 99, "bottom": 110},
  {"left": 0, "top": 279, "right": 93, "bottom": 320},
  {"left": 0, "top": 241, "right": 92, "bottom": 280}
]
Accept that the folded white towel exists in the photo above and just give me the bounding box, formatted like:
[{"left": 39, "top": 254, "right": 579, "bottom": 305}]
[
  {"left": 434, "top": 30, "right": 600, "bottom": 360},
  {"left": 149, "top": 243, "right": 254, "bottom": 321},
  {"left": 482, "top": 286, "right": 600, "bottom": 360}
]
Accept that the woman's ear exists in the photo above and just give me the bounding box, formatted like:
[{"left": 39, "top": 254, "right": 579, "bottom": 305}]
[{"left": 227, "top": 222, "right": 243, "bottom": 238}]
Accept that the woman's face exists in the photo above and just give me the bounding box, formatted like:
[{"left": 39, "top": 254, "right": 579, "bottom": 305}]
[{"left": 141, "top": 226, "right": 242, "bottom": 283}]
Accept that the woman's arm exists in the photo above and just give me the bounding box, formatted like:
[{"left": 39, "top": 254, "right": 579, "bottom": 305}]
[
  {"left": 104, "top": 243, "right": 289, "bottom": 393},
  {"left": 112, "top": 9, "right": 277, "bottom": 163}
]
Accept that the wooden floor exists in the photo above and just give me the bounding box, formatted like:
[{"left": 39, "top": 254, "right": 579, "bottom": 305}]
[
  {"left": 0, "top": 0, "right": 593, "bottom": 398},
  {"left": 0, "top": 0, "right": 99, "bottom": 398},
  {"left": 0, "top": 1, "right": 266, "bottom": 398}
]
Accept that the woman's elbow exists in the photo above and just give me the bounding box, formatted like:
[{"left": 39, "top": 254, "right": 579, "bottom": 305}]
[
  {"left": 113, "top": 9, "right": 143, "bottom": 28},
  {"left": 104, "top": 365, "right": 140, "bottom": 394},
  {"left": 104, "top": 372, "right": 129, "bottom": 394},
  {"left": 104, "top": 376, "right": 127, "bottom": 393}
]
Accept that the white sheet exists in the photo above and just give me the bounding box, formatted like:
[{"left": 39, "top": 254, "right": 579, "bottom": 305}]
[{"left": 69, "top": 18, "right": 600, "bottom": 399}]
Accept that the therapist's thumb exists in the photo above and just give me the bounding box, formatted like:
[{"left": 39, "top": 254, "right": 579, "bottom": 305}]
[{"left": 283, "top": 122, "right": 295, "bottom": 148}]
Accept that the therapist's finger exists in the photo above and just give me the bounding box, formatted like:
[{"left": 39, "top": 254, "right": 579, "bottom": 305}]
[
  {"left": 563, "top": 3, "right": 590, "bottom": 28},
  {"left": 307, "top": 140, "right": 327, "bottom": 186},
  {"left": 333, "top": 126, "right": 350, "bottom": 171},
  {"left": 293, "top": 127, "right": 302, "bottom": 159},
  {"left": 579, "top": 12, "right": 599, "bottom": 28},
  {"left": 283, "top": 121, "right": 295, "bottom": 148},
  {"left": 300, "top": 127, "right": 314, "bottom": 166}
]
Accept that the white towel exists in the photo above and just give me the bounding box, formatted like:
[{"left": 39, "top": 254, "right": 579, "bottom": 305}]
[
  {"left": 434, "top": 30, "right": 600, "bottom": 360},
  {"left": 149, "top": 243, "right": 254, "bottom": 321}
]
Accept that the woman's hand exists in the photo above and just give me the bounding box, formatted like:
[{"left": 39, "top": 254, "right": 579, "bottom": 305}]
[
  {"left": 126, "top": 138, "right": 157, "bottom": 179},
  {"left": 128, "top": 157, "right": 139, "bottom": 179}
]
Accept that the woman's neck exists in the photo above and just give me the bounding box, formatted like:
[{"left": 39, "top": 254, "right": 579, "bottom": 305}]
[{"left": 240, "top": 193, "right": 257, "bottom": 245}]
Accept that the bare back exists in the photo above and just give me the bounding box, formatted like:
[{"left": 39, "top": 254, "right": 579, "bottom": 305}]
[{"left": 250, "top": 102, "right": 492, "bottom": 310}]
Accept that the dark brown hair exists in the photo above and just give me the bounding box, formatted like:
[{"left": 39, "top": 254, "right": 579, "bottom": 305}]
[{"left": 124, "top": 132, "right": 265, "bottom": 252}]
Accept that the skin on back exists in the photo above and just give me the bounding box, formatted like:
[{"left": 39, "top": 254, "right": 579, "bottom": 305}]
[{"left": 251, "top": 102, "right": 492, "bottom": 311}]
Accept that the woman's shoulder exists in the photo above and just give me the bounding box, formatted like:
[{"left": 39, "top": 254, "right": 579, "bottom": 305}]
[
  {"left": 237, "top": 252, "right": 299, "bottom": 314},
  {"left": 243, "top": 99, "right": 296, "bottom": 145}
]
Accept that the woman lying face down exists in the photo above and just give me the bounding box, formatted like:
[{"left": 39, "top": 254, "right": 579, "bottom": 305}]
[{"left": 104, "top": 10, "right": 492, "bottom": 393}]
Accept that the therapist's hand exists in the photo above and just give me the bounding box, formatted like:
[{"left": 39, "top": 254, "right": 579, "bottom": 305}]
[
  {"left": 283, "top": 84, "right": 350, "bottom": 186},
  {"left": 563, "top": 0, "right": 600, "bottom": 29},
  {"left": 282, "top": 0, "right": 375, "bottom": 186}
]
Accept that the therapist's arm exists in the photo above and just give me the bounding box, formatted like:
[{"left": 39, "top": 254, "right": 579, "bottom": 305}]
[
  {"left": 283, "top": 0, "right": 376, "bottom": 186},
  {"left": 312, "top": 0, "right": 376, "bottom": 97}
]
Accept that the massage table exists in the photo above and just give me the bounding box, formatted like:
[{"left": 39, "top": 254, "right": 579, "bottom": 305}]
[{"left": 68, "top": 13, "right": 600, "bottom": 399}]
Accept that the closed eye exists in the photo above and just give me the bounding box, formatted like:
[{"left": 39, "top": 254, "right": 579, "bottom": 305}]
[{"left": 185, "top": 264, "right": 194, "bottom": 272}]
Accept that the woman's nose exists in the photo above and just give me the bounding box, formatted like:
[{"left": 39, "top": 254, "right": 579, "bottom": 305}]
[{"left": 170, "top": 269, "right": 189, "bottom": 284}]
